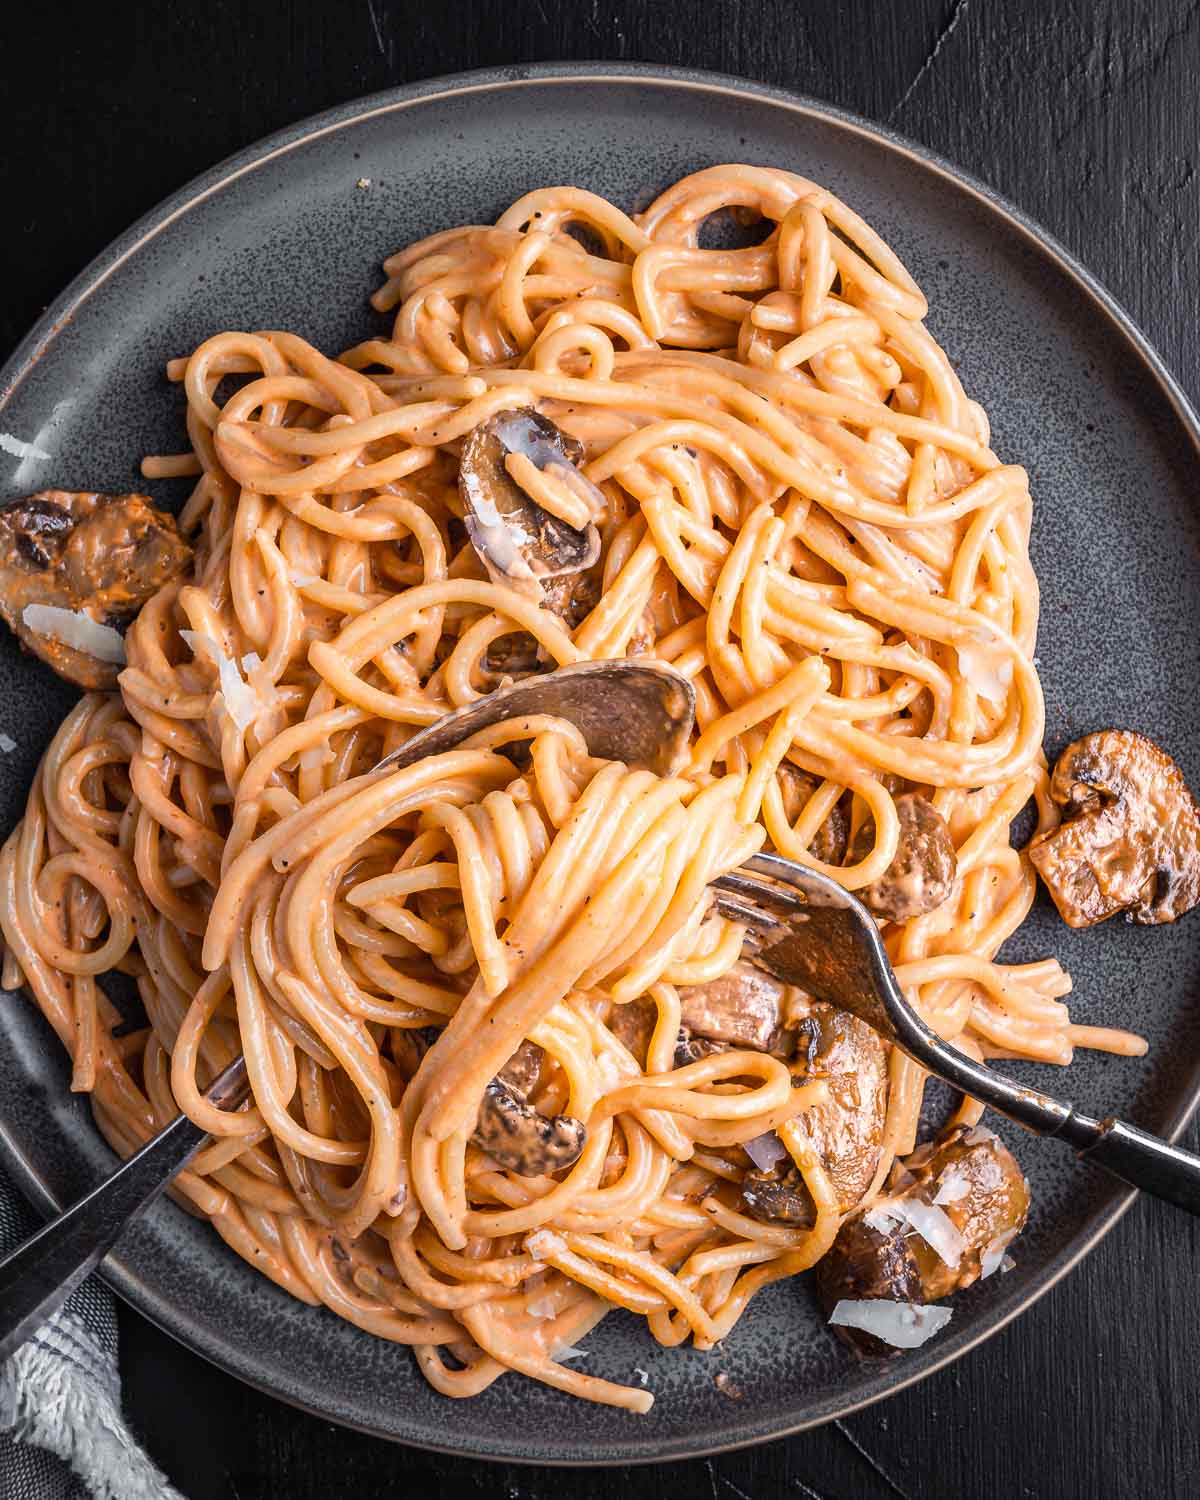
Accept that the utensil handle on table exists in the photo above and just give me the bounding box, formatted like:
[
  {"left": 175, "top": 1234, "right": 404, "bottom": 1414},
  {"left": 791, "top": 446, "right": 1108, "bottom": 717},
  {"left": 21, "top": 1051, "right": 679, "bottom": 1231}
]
[
  {"left": 0, "top": 1056, "right": 247, "bottom": 1363},
  {"left": 0, "top": 1110, "right": 205, "bottom": 1362},
  {"left": 1076, "top": 1117, "right": 1200, "bottom": 1217}
]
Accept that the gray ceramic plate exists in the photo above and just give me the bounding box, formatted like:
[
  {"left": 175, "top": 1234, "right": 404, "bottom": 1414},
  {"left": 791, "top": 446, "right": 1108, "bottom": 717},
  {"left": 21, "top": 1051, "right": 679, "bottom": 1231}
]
[{"left": 1, "top": 65, "right": 1199, "bottom": 1465}]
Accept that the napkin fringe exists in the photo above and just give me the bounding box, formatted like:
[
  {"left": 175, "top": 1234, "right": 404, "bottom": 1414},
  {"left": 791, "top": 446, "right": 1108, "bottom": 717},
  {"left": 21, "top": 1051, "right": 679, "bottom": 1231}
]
[{"left": 1, "top": 1317, "right": 182, "bottom": 1500}]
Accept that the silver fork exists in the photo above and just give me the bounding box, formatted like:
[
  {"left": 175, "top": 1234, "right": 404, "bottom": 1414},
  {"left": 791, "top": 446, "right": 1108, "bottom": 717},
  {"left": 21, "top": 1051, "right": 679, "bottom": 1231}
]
[{"left": 712, "top": 851, "right": 1200, "bottom": 1215}]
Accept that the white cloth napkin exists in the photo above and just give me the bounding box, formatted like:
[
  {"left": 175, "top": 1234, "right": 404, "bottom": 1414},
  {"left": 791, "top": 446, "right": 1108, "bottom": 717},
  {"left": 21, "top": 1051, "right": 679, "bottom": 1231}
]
[{"left": 0, "top": 1160, "right": 182, "bottom": 1500}]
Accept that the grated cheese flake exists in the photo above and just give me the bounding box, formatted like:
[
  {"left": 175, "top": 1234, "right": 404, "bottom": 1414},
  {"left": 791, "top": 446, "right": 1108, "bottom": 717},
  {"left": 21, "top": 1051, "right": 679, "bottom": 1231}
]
[
  {"left": 22, "top": 605, "right": 125, "bottom": 664},
  {"left": 829, "top": 1299, "right": 952, "bottom": 1349}
]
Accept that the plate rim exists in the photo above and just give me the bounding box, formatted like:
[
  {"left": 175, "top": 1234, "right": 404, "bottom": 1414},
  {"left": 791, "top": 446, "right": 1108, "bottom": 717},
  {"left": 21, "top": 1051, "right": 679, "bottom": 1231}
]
[{"left": 2, "top": 60, "right": 1199, "bottom": 1465}]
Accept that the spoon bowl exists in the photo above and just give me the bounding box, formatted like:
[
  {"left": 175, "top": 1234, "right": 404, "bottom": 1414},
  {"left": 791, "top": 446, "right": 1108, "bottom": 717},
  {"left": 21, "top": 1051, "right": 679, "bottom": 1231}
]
[{"left": 375, "top": 660, "right": 696, "bottom": 777}]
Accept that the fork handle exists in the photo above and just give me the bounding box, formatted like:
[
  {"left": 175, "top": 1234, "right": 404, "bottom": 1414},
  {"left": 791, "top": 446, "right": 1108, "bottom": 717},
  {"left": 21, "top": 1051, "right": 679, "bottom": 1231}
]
[{"left": 1074, "top": 1116, "right": 1200, "bottom": 1216}]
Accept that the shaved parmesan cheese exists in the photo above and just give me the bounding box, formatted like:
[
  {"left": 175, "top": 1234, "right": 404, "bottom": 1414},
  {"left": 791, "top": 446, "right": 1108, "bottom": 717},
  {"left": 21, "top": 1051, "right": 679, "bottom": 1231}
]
[
  {"left": 0, "top": 431, "right": 51, "bottom": 461},
  {"left": 829, "top": 1299, "right": 952, "bottom": 1349},
  {"left": 22, "top": 605, "right": 126, "bottom": 664},
  {"left": 552, "top": 1342, "right": 588, "bottom": 1362},
  {"left": 633, "top": 1368, "right": 650, "bottom": 1386},
  {"left": 863, "top": 1195, "right": 966, "bottom": 1268},
  {"left": 863, "top": 1203, "right": 902, "bottom": 1235},
  {"left": 241, "top": 651, "right": 263, "bottom": 674},
  {"left": 964, "top": 1125, "right": 999, "bottom": 1148},
  {"left": 527, "top": 1229, "right": 567, "bottom": 1261},
  {"left": 0, "top": 734, "right": 14, "bottom": 753},
  {"left": 957, "top": 641, "right": 1013, "bottom": 703},
  {"left": 180, "top": 630, "right": 275, "bottom": 732},
  {"left": 897, "top": 1198, "right": 966, "bottom": 1269},
  {"left": 980, "top": 1228, "right": 1019, "bottom": 1279},
  {"left": 933, "top": 1168, "right": 972, "bottom": 1205},
  {"left": 744, "top": 1131, "right": 788, "bottom": 1172}
]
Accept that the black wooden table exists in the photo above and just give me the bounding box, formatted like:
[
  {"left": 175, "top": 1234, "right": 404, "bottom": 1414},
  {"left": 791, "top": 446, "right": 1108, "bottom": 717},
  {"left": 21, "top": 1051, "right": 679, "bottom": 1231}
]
[{"left": 5, "top": 2, "right": 1199, "bottom": 1496}]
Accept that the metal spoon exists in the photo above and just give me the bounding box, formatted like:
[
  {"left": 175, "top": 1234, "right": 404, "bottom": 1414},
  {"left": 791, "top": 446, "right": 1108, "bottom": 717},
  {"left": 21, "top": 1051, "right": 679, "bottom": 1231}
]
[
  {"left": 0, "top": 661, "right": 694, "bottom": 1363},
  {"left": 5, "top": 659, "right": 1200, "bottom": 1364}
]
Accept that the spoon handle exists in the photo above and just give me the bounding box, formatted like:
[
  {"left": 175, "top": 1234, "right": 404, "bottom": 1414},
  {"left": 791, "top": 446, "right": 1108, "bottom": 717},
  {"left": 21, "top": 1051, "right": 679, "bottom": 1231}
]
[
  {"left": 0, "top": 1109, "right": 205, "bottom": 1362},
  {"left": 0, "top": 1057, "right": 248, "bottom": 1364},
  {"left": 1076, "top": 1116, "right": 1200, "bottom": 1216}
]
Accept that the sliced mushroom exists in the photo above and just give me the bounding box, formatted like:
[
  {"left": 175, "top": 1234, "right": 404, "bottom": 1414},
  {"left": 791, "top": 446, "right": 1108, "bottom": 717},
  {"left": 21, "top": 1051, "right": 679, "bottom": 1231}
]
[
  {"left": 483, "top": 569, "right": 602, "bottom": 679},
  {"left": 392, "top": 1023, "right": 443, "bottom": 1078},
  {"left": 606, "top": 991, "right": 761, "bottom": 1073},
  {"left": 814, "top": 1123, "right": 1030, "bottom": 1356},
  {"left": 379, "top": 660, "right": 696, "bottom": 778},
  {"left": 777, "top": 765, "right": 849, "bottom": 866},
  {"left": 742, "top": 1162, "right": 814, "bottom": 1225},
  {"left": 742, "top": 999, "right": 888, "bottom": 1227},
  {"left": 1028, "top": 729, "right": 1200, "bottom": 926},
  {"left": 539, "top": 568, "right": 602, "bottom": 629},
  {"left": 458, "top": 410, "right": 602, "bottom": 604},
  {"left": 849, "top": 792, "right": 957, "bottom": 922},
  {"left": 471, "top": 1040, "right": 586, "bottom": 1178},
  {"left": 482, "top": 631, "right": 543, "bottom": 679},
  {"left": 674, "top": 1029, "right": 730, "bottom": 1069},
  {"left": 607, "top": 996, "right": 656, "bottom": 1067},
  {"left": 677, "top": 959, "right": 789, "bottom": 1056},
  {"left": 496, "top": 1037, "right": 543, "bottom": 1097},
  {"left": 792, "top": 1001, "right": 889, "bottom": 1210},
  {"left": 0, "top": 491, "right": 191, "bottom": 688}
]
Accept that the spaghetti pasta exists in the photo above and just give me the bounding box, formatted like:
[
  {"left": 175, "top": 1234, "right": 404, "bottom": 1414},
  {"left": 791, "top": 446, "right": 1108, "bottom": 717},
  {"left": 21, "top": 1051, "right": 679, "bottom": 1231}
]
[{"left": 0, "top": 165, "right": 1145, "bottom": 1408}]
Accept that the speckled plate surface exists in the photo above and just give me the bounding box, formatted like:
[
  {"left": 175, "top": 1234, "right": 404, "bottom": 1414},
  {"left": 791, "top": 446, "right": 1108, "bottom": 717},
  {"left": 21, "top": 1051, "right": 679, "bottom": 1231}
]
[{"left": 1, "top": 65, "right": 1199, "bottom": 1465}]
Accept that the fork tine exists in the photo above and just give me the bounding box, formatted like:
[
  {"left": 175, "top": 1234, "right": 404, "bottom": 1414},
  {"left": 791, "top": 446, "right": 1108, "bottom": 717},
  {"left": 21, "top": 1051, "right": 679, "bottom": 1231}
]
[{"left": 710, "top": 861, "right": 1088, "bottom": 1145}]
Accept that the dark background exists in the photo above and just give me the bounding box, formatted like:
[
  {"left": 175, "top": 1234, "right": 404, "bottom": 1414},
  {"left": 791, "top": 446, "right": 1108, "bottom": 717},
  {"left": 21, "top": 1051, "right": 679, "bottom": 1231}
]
[{"left": 4, "top": 2, "right": 1199, "bottom": 1496}]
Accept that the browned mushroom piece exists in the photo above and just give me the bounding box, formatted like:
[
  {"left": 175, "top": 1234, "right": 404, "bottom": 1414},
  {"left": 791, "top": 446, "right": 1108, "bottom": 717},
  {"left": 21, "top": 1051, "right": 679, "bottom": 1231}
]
[
  {"left": 676, "top": 959, "right": 788, "bottom": 1055},
  {"left": 777, "top": 764, "right": 849, "bottom": 866},
  {"left": 606, "top": 996, "right": 657, "bottom": 1067},
  {"left": 849, "top": 792, "right": 957, "bottom": 922},
  {"left": 673, "top": 1030, "right": 729, "bottom": 1068},
  {"left": 742, "top": 999, "right": 888, "bottom": 1228},
  {"left": 461, "top": 411, "right": 607, "bottom": 679},
  {"left": 1028, "top": 729, "right": 1200, "bottom": 927},
  {"left": 539, "top": 568, "right": 603, "bottom": 629},
  {"left": 471, "top": 1039, "right": 586, "bottom": 1178},
  {"left": 495, "top": 1037, "right": 543, "bottom": 1097},
  {"left": 814, "top": 1123, "right": 1030, "bottom": 1357},
  {"left": 481, "top": 632, "right": 543, "bottom": 679},
  {"left": 741, "top": 1162, "right": 814, "bottom": 1225},
  {"left": 606, "top": 978, "right": 782, "bottom": 1073},
  {"left": 458, "top": 410, "right": 602, "bottom": 603},
  {"left": 0, "top": 491, "right": 192, "bottom": 688},
  {"left": 392, "top": 1023, "right": 443, "bottom": 1078},
  {"left": 792, "top": 1000, "right": 889, "bottom": 1209},
  {"left": 481, "top": 567, "right": 605, "bottom": 681}
]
